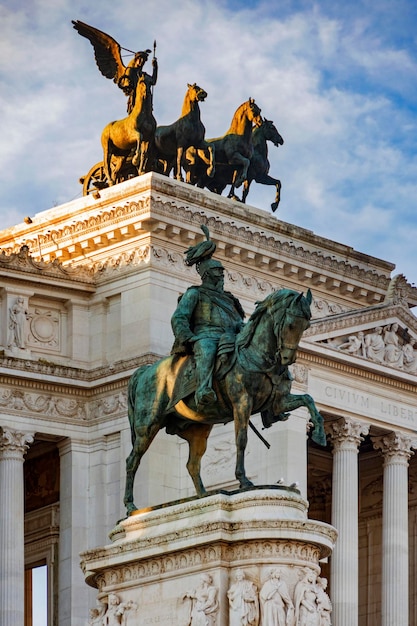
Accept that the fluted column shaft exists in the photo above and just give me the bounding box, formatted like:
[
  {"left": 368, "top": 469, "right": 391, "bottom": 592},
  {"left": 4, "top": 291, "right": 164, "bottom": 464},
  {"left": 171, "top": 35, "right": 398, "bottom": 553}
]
[
  {"left": 326, "top": 418, "right": 369, "bottom": 626},
  {"left": 373, "top": 432, "right": 415, "bottom": 626},
  {"left": 0, "top": 428, "right": 33, "bottom": 626}
]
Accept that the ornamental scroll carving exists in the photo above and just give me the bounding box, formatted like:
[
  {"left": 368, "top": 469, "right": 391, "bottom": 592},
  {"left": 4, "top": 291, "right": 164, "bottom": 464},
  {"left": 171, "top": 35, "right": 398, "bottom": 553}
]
[
  {"left": 90, "top": 392, "right": 127, "bottom": 420},
  {"left": 0, "top": 388, "right": 86, "bottom": 420}
]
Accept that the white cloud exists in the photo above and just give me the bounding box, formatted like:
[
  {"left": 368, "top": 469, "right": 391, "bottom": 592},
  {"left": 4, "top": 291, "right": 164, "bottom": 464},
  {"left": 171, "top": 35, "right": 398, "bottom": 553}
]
[{"left": 0, "top": 0, "right": 416, "bottom": 286}]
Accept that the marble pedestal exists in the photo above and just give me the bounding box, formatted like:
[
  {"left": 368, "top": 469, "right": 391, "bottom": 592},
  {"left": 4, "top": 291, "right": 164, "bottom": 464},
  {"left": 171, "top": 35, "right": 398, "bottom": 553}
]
[{"left": 80, "top": 487, "right": 337, "bottom": 625}]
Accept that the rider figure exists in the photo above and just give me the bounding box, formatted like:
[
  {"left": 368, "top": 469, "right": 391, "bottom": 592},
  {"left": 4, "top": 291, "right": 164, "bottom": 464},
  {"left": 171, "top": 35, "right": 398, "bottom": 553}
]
[
  {"left": 118, "top": 49, "right": 158, "bottom": 113},
  {"left": 171, "top": 227, "right": 245, "bottom": 409}
]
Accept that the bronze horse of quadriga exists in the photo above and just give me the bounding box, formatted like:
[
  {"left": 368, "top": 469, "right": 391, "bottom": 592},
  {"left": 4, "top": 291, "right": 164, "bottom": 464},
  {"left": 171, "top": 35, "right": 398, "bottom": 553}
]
[
  {"left": 186, "top": 98, "right": 263, "bottom": 194},
  {"left": 154, "top": 83, "right": 215, "bottom": 183},
  {"left": 101, "top": 74, "right": 156, "bottom": 185},
  {"left": 241, "top": 118, "right": 284, "bottom": 212},
  {"left": 123, "top": 288, "right": 326, "bottom": 515}
]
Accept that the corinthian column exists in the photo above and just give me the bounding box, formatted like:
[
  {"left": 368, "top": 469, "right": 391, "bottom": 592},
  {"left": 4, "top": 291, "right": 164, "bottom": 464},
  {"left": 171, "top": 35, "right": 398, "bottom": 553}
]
[
  {"left": 0, "top": 428, "right": 34, "bottom": 626},
  {"left": 372, "top": 432, "right": 416, "bottom": 626},
  {"left": 326, "top": 417, "right": 369, "bottom": 626}
]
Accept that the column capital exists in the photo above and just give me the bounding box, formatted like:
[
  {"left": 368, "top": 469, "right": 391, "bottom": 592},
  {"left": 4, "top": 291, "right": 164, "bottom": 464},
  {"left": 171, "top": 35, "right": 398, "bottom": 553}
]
[
  {"left": 325, "top": 417, "right": 369, "bottom": 452},
  {"left": 0, "top": 428, "right": 34, "bottom": 458},
  {"left": 372, "top": 431, "right": 416, "bottom": 465}
]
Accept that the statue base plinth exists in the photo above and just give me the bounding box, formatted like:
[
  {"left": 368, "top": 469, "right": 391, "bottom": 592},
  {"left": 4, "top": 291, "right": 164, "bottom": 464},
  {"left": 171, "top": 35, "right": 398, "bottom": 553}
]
[{"left": 80, "top": 487, "right": 337, "bottom": 624}]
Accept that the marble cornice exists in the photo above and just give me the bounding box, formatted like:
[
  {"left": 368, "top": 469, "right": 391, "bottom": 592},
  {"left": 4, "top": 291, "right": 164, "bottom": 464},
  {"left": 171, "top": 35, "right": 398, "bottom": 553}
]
[
  {"left": 84, "top": 519, "right": 337, "bottom": 565},
  {"left": 0, "top": 245, "right": 95, "bottom": 287},
  {"left": 0, "top": 352, "right": 159, "bottom": 385},
  {"left": 304, "top": 301, "right": 417, "bottom": 339},
  {"left": 152, "top": 202, "right": 392, "bottom": 284}
]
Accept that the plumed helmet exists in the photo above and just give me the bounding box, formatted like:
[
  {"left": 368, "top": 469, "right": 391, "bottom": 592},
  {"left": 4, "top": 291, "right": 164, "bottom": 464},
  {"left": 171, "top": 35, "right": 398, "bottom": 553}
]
[
  {"left": 197, "top": 257, "right": 224, "bottom": 278},
  {"left": 184, "top": 224, "right": 217, "bottom": 268},
  {"left": 135, "top": 49, "right": 152, "bottom": 62}
]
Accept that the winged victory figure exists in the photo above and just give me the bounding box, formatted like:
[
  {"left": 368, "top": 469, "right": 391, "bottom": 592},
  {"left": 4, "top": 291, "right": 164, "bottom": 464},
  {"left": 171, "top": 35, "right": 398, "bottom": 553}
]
[{"left": 72, "top": 20, "right": 157, "bottom": 113}]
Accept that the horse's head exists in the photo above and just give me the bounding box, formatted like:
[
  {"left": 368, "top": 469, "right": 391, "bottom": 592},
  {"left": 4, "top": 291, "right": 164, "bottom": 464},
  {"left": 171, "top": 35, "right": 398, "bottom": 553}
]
[
  {"left": 262, "top": 118, "right": 284, "bottom": 147},
  {"left": 247, "top": 98, "right": 263, "bottom": 128},
  {"left": 188, "top": 83, "right": 207, "bottom": 102},
  {"left": 238, "top": 289, "right": 313, "bottom": 368},
  {"left": 273, "top": 289, "right": 312, "bottom": 365}
]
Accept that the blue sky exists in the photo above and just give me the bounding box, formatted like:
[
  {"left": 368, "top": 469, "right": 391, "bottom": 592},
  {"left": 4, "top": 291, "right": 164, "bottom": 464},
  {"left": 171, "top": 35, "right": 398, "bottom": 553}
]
[{"left": 1, "top": 0, "right": 416, "bottom": 286}]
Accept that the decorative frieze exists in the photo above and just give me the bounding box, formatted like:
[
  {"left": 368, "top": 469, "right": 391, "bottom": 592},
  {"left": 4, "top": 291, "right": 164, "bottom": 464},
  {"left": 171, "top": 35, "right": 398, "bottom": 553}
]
[
  {"left": 0, "top": 388, "right": 87, "bottom": 421},
  {"left": 89, "top": 392, "right": 128, "bottom": 420}
]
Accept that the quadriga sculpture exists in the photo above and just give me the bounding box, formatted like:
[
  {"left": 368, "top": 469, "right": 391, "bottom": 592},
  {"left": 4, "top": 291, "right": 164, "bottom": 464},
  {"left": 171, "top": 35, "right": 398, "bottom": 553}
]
[{"left": 123, "top": 229, "right": 326, "bottom": 515}]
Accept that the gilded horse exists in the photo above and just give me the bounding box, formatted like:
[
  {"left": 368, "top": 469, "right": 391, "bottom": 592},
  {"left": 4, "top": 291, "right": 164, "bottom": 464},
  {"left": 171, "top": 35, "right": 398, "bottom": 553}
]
[
  {"left": 124, "top": 288, "right": 326, "bottom": 515},
  {"left": 101, "top": 74, "right": 156, "bottom": 185},
  {"left": 186, "top": 98, "right": 263, "bottom": 194},
  {"left": 241, "top": 118, "right": 284, "bottom": 212},
  {"left": 154, "top": 83, "right": 214, "bottom": 182}
]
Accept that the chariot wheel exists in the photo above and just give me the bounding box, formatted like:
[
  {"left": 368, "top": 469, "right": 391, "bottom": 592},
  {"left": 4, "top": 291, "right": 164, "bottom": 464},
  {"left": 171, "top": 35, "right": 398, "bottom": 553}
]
[
  {"left": 80, "top": 162, "right": 109, "bottom": 196},
  {"left": 80, "top": 159, "right": 139, "bottom": 196}
]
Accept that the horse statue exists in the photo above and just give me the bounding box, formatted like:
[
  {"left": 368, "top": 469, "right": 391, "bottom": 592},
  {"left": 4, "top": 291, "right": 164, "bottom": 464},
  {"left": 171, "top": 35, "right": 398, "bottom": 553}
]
[
  {"left": 241, "top": 118, "right": 284, "bottom": 212},
  {"left": 101, "top": 74, "right": 156, "bottom": 185},
  {"left": 186, "top": 98, "right": 263, "bottom": 194},
  {"left": 154, "top": 83, "right": 215, "bottom": 182},
  {"left": 124, "top": 287, "right": 326, "bottom": 515}
]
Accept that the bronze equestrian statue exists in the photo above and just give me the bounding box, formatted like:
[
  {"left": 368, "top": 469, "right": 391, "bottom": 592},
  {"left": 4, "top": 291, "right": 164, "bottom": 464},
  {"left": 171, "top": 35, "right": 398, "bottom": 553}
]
[{"left": 123, "top": 226, "right": 326, "bottom": 515}]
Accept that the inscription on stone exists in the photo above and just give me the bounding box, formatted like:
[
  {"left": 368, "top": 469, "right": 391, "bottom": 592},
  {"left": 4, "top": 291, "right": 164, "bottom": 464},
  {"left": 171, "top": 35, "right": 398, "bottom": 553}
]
[{"left": 311, "top": 378, "right": 417, "bottom": 428}]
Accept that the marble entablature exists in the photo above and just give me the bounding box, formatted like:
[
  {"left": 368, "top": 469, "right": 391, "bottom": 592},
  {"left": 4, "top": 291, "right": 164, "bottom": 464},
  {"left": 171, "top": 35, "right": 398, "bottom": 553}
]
[{"left": 2, "top": 173, "right": 416, "bottom": 309}]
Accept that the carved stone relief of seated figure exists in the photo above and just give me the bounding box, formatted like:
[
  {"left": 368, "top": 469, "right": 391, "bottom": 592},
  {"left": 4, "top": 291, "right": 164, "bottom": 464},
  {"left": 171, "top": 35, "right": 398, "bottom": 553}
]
[{"left": 326, "top": 324, "right": 417, "bottom": 374}]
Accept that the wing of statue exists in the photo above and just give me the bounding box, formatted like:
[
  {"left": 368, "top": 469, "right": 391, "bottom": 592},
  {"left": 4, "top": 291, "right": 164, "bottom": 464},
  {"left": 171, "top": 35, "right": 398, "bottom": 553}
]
[{"left": 72, "top": 20, "right": 127, "bottom": 84}]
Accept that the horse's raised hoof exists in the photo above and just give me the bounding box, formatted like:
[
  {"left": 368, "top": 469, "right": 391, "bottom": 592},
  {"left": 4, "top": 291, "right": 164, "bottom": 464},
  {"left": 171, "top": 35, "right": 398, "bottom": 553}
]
[
  {"left": 312, "top": 428, "right": 327, "bottom": 447},
  {"left": 271, "top": 201, "right": 279, "bottom": 213}
]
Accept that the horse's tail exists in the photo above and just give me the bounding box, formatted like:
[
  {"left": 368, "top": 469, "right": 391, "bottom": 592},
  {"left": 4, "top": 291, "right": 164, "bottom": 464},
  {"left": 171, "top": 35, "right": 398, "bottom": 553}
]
[{"left": 127, "top": 366, "right": 148, "bottom": 446}]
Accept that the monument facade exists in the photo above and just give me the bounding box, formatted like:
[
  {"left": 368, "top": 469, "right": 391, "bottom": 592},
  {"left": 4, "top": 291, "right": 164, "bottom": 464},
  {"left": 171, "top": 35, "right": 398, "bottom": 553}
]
[{"left": 0, "top": 173, "right": 416, "bottom": 625}]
